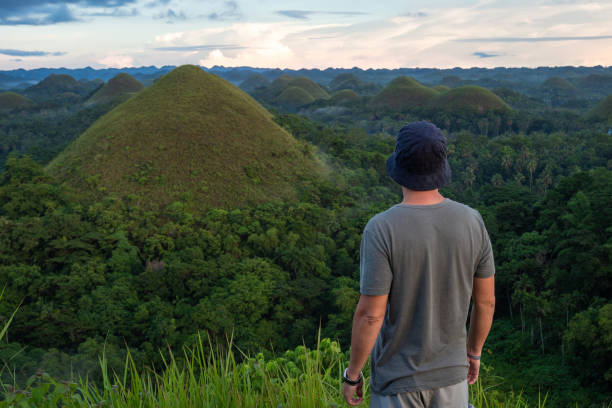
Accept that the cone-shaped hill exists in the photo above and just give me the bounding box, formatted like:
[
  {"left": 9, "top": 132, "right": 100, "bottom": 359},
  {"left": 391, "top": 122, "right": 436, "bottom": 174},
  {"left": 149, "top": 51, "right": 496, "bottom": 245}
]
[
  {"left": 240, "top": 73, "right": 270, "bottom": 93},
  {"left": 329, "top": 73, "right": 364, "bottom": 92},
  {"left": 579, "top": 74, "right": 612, "bottom": 91},
  {"left": 432, "top": 86, "right": 511, "bottom": 114},
  {"left": 370, "top": 76, "right": 437, "bottom": 111},
  {"left": 330, "top": 89, "right": 361, "bottom": 105},
  {"left": 268, "top": 74, "right": 294, "bottom": 96},
  {"left": 540, "top": 76, "right": 576, "bottom": 92},
  {"left": 86, "top": 73, "right": 144, "bottom": 105},
  {"left": 0, "top": 92, "right": 35, "bottom": 111},
  {"left": 432, "top": 85, "right": 451, "bottom": 93},
  {"left": 588, "top": 95, "right": 612, "bottom": 121},
  {"left": 286, "top": 77, "right": 328, "bottom": 99},
  {"left": 24, "top": 74, "right": 81, "bottom": 101},
  {"left": 277, "top": 86, "right": 315, "bottom": 108},
  {"left": 46, "top": 65, "right": 323, "bottom": 209}
]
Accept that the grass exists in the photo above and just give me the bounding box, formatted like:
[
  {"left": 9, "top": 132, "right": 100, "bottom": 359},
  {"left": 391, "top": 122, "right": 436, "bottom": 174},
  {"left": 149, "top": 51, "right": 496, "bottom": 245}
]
[
  {"left": 87, "top": 73, "right": 144, "bottom": 105},
  {"left": 432, "top": 85, "right": 512, "bottom": 114},
  {"left": 0, "top": 92, "right": 35, "bottom": 111},
  {"left": 370, "top": 76, "right": 438, "bottom": 111},
  {"left": 0, "top": 330, "right": 575, "bottom": 408},
  {"left": 45, "top": 65, "right": 324, "bottom": 210}
]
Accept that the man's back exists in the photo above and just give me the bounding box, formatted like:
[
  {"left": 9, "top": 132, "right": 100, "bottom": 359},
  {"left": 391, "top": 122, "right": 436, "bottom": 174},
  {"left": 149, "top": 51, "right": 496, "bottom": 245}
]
[{"left": 360, "top": 199, "right": 495, "bottom": 395}]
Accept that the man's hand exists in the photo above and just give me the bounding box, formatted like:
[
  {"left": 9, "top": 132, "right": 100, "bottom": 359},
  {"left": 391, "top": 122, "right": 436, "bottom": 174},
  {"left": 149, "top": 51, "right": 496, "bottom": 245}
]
[
  {"left": 342, "top": 381, "right": 363, "bottom": 406},
  {"left": 467, "top": 355, "right": 480, "bottom": 385}
]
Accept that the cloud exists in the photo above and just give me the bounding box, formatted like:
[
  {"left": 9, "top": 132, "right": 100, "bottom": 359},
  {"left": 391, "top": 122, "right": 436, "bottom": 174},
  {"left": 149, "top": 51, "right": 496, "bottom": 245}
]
[
  {"left": 399, "top": 12, "right": 428, "bottom": 18},
  {"left": 0, "top": 48, "right": 66, "bottom": 57},
  {"left": 87, "top": 7, "right": 138, "bottom": 17},
  {"left": 208, "top": 1, "right": 240, "bottom": 21},
  {"left": 0, "top": 0, "right": 137, "bottom": 25},
  {"left": 473, "top": 51, "right": 500, "bottom": 58},
  {"left": 276, "top": 10, "right": 368, "bottom": 20},
  {"left": 97, "top": 54, "right": 134, "bottom": 68},
  {"left": 145, "top": 0, "right": 171, "bottom": 7},
  {"left": 0, "top": 3, "right": 77, "bottom": 25},
  {"left": 155, "top": 8, "right": 186, "bottom": 22},
  {"left": 154, "top": 44, "right": 245, "bottom": 52},
  {"left": 458, "top": 35, "right": 612, "bottom": 42}
]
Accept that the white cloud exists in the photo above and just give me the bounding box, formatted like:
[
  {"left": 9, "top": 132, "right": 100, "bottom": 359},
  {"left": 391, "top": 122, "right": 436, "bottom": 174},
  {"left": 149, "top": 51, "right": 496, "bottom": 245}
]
[{"left": 97, "top": 54, "right": 134, "bottom": 68}]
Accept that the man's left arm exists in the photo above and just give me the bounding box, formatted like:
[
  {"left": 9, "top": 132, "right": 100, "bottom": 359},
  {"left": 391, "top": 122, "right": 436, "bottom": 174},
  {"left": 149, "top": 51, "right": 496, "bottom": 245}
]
[{"left": 342, "top": 294, "right": 388, "bottom": 406}]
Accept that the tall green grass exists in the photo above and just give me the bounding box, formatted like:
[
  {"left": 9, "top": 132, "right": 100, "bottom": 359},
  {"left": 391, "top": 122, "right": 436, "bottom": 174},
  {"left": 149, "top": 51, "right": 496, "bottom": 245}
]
[{"left": 0, "top": 330, "right": 561, "bottom": 408}]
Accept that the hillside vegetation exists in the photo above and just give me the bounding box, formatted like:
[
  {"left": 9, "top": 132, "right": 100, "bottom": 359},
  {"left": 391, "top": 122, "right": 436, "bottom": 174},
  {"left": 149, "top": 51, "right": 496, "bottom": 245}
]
[
  {"left": 433, "top": 85, "right": 511, "bottom": 114},
  {"left": 370, "top": 76, "right": 437, "bottom": 111},
  {"left": 46, "top": 65, "right": 323, "bottom": 209},
  {"left": 588, "top": 94, "right": 612, "bottom": 122},
  {"left": 0, "top": 92, "right": 34, "bottom": 111},
  {"left": 86, "top": 73, "right": 144, "bottom": 106}
]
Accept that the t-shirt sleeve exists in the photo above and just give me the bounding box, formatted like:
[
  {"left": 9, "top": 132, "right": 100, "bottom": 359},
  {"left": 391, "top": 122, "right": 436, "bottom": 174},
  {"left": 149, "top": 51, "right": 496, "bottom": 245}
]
[
  {"left": 359, "top": 221, "right": 393, "bottom": 295},
  {"left": 475, "top": 215, "right": 495, "bottom": 278}
]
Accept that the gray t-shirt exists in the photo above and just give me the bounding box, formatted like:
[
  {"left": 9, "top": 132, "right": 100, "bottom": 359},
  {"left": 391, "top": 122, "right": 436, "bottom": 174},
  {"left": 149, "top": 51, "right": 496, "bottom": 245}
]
[{"left": 360, "top": 198, "right": 495, "bottom": 395}]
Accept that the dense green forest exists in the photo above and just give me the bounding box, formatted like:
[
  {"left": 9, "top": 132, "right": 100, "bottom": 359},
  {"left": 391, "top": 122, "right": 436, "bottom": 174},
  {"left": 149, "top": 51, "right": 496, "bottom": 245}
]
[{"left": 0, "top": 67, "right": 610, "bottom": 406}]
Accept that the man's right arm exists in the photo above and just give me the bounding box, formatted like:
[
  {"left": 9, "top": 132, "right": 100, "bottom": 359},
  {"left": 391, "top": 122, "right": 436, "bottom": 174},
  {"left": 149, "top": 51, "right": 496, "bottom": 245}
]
[{"left": 466, "top": 275, "right": 495, "bottom": 384}]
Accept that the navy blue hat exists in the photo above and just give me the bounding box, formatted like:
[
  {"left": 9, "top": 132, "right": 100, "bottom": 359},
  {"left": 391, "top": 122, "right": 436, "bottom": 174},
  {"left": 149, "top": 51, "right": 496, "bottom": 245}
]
[{"left": 386, "top": 121, "right": 451, "bottom": 191}]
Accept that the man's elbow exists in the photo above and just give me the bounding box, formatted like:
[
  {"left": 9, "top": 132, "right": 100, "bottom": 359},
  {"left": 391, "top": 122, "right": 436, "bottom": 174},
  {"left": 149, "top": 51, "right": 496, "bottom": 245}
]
[
  {"left": 474, "top": 297, "right": 496, "bottom": 311},
  {"left": 355, "top": 309, "right": 385, "bottom": 326}
]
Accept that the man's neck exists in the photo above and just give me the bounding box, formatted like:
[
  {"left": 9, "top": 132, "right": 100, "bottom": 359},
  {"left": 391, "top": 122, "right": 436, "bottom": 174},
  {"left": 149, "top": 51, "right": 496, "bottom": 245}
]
[{"left": 400, "top": 187, "right": 445, "bottom": 206}]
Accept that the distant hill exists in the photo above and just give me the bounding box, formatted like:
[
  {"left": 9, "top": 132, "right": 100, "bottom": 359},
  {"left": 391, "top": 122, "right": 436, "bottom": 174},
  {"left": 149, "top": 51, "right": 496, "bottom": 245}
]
[
  {"left": 86, "top": 73, "right": 144, "bottom": 106},
  {"left": 370, "top": 76, "right": 437, "bottom": 111},
  {"left": 579, "top": 74, "right": 612, "bottom": 91},
  {"left": 493, "top": 88, "right": 545, "bottom": 111},
  {"left": 46, "top": 65, "right": 323, "bottom": 209},
  {"left": 24, "top": 74, "right": 80, "bottom": 100},
  {"left": 0, "top": 92, "right": 35, "bottom": 111},
  {"left": 276, "top": 86, "right": 315, "bottom": 109},
  {"left": 330, "top": 89, "right": 361, "bottom": 105},
  {"left": 239, "top": 73, "right": 270, "bottom": 93},
  {"left": 328, "top": 73, "right": 381, "bottom": 95},
  {"left": 286, "top": 77, "right": 328, "bottom": 100},
  {"left": 24, "top": 74, "right": 101, "bottom": 103},
  {"left": 540, "top": 76, "right": 576, "bottom": 92},
  {"left": 588, "top": 95, "right": 612, "bottom": 121},
  {"left": 433, "top": 85, "right": 511, "bottom": 114},
  {"left": 268, "top": 74, "right": 294, "bottom": 97},
  {"left": 432, "top": 85, "right": 451, "bottom": 93}
]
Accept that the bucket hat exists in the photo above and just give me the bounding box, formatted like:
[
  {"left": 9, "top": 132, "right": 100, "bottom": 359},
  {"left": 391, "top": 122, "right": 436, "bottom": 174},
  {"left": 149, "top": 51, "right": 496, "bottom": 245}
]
[{"left": 386, "top": 121, "right": 451, "bottom": 190}]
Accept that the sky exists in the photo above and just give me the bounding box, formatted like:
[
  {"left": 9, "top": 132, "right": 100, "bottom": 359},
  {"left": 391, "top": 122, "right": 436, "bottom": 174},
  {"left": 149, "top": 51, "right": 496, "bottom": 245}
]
[{"left": 1, "top": 0, "right": 612, "bottom": 70}]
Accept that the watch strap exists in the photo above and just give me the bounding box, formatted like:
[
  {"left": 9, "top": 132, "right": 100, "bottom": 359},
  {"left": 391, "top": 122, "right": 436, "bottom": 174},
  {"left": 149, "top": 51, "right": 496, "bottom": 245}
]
[{"left": 343, "top": 368, "right": 363, "bottom": 385}]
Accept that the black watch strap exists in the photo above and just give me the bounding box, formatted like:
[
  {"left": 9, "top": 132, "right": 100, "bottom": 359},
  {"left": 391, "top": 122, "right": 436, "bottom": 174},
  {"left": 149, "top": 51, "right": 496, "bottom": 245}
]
[{"left": 343, "top": 368, "right": 363, "bottom": 385}]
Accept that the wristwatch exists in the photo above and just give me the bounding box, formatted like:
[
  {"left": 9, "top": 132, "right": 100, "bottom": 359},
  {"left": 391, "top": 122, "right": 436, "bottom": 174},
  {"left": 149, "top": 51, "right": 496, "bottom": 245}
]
[{"left": 342, "top": 368, "right": 363, "bottom": 385}]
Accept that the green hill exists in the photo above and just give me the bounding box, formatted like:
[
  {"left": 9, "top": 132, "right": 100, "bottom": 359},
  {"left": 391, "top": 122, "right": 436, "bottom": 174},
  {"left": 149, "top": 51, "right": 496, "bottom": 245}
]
[
  {"left": 540, "top": 76, "right": 576, "bottom": 91},
  {"left": 276, "top": 86, "right": 315, "bottom": 108},
  {"left": 328, "top": 73, "right": 381, "bottom": 96},
  {"left": 587, "top": 95, "right": 612, "bottom": 121},
  {"left": 330, "top": 89, "right": 361, "bottom": 105},
  {"left": 24, "top": 74, "right": 82, "bottom": 101},
  {"left": 86, "top": 73, "right": 144, "bottom": 105},
  {"left": 239, "top": 73, "right": 270, "bottom": 93},
  {"left": 370, "top": 76, "right": 437, "bottom": 111},
  {"left": 286, "top": 77, "right": 328, "bottom": 99},
  {"left": 329, "top": 73, "right": 363, "bottom": 92},
  {"left": 432, "top": 85, "right": 450, "bottom": 93},
  {"left": 46, "top": 65, "right": 323, "bottom": 209},
  {"left": 268, "top": 74, "right": 294, "bottom": 96},
  {"left": 432, "top": 85, "right": 511, "bottom": 114},
  {"left": 0, "top": 92, "right": 35, "bottom": 111}
]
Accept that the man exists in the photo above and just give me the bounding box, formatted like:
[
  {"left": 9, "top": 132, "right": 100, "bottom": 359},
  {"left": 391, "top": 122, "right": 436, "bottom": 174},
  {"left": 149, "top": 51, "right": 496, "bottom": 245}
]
[{"left": 342, "top": 121, "right": 495, "bottom": 408}]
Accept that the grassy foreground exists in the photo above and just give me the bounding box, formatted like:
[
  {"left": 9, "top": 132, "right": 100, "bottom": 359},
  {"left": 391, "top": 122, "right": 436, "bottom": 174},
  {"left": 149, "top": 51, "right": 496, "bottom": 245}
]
[{"left": 0, "top": 333, "right": 547, "bottom": 408}]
